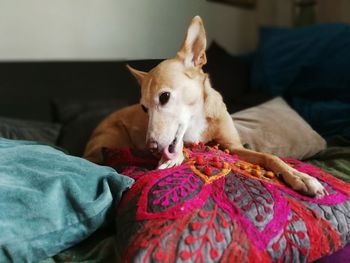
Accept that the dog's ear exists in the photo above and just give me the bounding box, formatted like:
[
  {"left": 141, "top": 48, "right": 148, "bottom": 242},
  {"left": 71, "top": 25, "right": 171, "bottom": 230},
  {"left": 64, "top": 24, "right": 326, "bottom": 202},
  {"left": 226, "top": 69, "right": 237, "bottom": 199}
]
[
  {"left": 126, "top": 64, "right": 147, "bottom": 85},
  {"left": 177, "top": 16, "right": 207, "bottom": 68}
]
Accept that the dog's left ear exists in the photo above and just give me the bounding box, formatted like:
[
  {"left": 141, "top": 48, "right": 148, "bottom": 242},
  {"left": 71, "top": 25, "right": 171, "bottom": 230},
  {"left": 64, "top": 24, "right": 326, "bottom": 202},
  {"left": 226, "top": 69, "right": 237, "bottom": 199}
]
[
  {"left": 177, "top": 16, "right": 207, "bottom": 68},
  {"left": 126, "top": 64, "right": 148, "bottom": 85}
]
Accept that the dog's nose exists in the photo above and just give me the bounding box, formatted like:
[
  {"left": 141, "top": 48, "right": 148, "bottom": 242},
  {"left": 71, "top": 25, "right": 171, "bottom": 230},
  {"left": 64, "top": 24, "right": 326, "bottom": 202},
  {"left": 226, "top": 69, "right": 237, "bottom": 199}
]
[{"left": 147, "top": 140, "right": 158, "bottom": 153}]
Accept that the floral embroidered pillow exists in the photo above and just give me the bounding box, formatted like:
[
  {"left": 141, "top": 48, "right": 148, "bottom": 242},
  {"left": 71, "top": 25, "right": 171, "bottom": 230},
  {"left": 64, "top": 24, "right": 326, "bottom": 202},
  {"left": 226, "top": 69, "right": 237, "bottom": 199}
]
[{"left": 105, "top": 144, "right": 350, "bottom": 263}]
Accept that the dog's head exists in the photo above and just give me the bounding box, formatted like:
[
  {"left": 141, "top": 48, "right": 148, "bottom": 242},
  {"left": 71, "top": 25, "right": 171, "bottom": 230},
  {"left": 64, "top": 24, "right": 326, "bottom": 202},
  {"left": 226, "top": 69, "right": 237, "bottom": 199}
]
[{"left": 127, "top": 16, "right": 208, "bottom": 161}]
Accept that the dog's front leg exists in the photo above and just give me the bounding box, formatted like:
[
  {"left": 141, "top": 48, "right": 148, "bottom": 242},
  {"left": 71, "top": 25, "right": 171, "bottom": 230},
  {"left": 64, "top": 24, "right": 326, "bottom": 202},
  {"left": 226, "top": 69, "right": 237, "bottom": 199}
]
[
  {"left": 231, "top": 148, "right": 327, "bottom": 197},
  {"left": 215, "top": 113, "right": 326, "bottom": 197},
  {"left": 158, "top": 142, "right": 185, "bottom": 169}
]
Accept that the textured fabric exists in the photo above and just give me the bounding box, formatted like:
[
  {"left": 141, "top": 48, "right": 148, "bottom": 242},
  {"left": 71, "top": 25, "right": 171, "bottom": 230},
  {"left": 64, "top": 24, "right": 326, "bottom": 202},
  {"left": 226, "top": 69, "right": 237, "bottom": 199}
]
[
  {"left": 104, "top": 144, "right": 350, "bottom": 263},
  {"left": 0, "top": 138, "right": 134, "bottom": 263},
  {"left": 232, "top": 97, "right": 326, "bottom": 160}
]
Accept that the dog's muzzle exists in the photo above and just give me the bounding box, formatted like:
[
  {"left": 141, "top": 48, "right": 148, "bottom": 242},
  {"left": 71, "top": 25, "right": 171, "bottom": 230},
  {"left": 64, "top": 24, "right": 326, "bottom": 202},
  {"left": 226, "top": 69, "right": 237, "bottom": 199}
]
[
  {"left": 147, "top": 136, "right": 177, "bottom": 160},
  {"left": 148, "top": 140, "right": 158, "bottom": 153}
]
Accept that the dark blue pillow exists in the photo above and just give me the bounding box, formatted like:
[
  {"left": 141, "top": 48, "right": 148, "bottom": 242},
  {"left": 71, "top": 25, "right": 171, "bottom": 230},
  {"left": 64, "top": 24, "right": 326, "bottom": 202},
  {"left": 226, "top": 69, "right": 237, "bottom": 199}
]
[
  {"left": 0, "top": 138, "right": 134, "bottom": 262},
  {"left": 251, "top": 24, "right": 350, "bottom": 97},
  {"left": 291, "top": 98, "right": 350, "bottom": 139},
  {"left": 251, "top": 24, "right": 350, "bottom": 138},
  {"left": 287, "top": 65, "right": 350, "bottom": 100}
]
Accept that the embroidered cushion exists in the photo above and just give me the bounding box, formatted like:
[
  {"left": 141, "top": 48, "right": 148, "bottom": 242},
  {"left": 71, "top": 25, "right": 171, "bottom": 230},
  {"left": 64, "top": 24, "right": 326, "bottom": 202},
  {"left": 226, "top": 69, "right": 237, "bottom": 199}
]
[{"left": 105, "top": 144, "right": 350, "bottom": 263}]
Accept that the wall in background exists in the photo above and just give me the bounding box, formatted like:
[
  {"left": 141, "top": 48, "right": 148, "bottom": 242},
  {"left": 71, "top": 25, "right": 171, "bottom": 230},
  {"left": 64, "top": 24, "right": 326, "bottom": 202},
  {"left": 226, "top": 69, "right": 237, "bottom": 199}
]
[
  {"left": 316, "top": 0, "right": 350, "bottom": 23},
  {"left": 257, "top": 0, "right": 293, "bottom": 27},
  {"left": 3, "top": 0, "right": 330, "bottom": 60},
  {"left": 0, "top": 0, "right": 257, "bottom": 60}
]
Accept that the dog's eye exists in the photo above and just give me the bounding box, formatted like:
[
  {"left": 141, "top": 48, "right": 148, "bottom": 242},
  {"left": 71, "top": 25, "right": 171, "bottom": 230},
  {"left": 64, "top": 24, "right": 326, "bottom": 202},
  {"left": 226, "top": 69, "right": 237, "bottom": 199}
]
[
  {"left": 141, "top": 104, "right": 148, "bottom": 113},
  {"left": 159, "top": 92, "right": 170, "bottom": 105}
]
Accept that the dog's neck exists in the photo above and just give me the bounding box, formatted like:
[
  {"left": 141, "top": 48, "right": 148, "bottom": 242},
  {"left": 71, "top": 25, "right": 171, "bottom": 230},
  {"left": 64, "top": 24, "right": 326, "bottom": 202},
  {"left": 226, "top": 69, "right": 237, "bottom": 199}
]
[
  {"left": 183, "top": 108, "right": 207, "bottom": 144},
  {"left": 183, "top": 73, "right": 227, "bottom": 144}
]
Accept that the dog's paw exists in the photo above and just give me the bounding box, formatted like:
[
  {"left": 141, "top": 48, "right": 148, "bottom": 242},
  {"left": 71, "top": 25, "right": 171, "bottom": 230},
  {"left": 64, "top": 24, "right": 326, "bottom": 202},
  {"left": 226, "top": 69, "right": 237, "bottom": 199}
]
[
  {"left": 158, "top": 154, "right": 184, "bottom": 169},
  {"left": 289, "top": 171, "right": 328, "bottom": 197}
]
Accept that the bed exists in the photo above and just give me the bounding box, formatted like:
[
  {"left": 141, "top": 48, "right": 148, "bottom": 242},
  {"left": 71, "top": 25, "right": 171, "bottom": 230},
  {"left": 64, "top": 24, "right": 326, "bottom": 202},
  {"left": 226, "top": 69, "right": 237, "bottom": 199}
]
[{"left": 0, "top": 23, "right": 349, "bottom": 263}]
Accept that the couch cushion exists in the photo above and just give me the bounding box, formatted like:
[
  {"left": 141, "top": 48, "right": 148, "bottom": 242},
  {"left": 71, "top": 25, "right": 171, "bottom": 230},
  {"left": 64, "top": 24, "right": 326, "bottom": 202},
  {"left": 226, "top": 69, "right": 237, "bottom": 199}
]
[
  {"left": 204, "top": 42, "right": 270, "bottom": 113},
  {"left": 204, "top": 42, "right": 250, "bottom": 112},
  {"left": 0, "top": 117, "right": 61, "bottom": 145},
  {"left": 52, "top": 99, "right": 127, "bottom": 156}
]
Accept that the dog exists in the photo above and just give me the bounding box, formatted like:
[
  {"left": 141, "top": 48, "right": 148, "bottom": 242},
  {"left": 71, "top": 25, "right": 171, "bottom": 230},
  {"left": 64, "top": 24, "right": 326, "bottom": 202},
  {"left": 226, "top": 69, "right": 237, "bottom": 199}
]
[{"left": 84, "top": 16, "right": 327, "bottom": 197}]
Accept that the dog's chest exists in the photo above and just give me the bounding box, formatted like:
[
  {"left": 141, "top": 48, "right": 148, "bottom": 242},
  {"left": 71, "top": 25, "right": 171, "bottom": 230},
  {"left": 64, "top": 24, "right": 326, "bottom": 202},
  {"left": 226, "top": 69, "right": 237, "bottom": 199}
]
[{"left": 183, "top": 116, "right": 207, "bottom": 143}]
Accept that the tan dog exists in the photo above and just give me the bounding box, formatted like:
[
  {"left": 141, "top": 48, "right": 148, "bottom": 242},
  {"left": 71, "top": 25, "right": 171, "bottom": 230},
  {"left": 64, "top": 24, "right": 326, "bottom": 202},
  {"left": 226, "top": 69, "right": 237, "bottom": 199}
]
[{"left": 84, "top": 16, "right": 327, "bottom": 197}]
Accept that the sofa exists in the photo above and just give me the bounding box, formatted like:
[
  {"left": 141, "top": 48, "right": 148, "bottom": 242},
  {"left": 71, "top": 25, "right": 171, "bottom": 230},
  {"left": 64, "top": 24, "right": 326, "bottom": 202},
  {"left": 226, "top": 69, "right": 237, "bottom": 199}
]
[{"left": 0, "top": 23, "right": 349, "bottom": 262}]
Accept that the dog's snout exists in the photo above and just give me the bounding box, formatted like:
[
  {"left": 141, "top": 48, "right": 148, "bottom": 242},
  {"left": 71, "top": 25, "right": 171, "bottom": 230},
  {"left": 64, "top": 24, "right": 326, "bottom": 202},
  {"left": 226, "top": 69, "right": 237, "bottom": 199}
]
[{"left": 147, "top": 139, "right": 158, "bottom": 152}]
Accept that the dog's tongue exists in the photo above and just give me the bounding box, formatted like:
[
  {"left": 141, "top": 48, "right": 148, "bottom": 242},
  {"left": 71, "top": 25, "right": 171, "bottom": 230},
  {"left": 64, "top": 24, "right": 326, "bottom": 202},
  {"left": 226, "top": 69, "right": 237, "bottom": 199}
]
[{"left": 162, "top": 146, "right": 176, "bottom": 160}]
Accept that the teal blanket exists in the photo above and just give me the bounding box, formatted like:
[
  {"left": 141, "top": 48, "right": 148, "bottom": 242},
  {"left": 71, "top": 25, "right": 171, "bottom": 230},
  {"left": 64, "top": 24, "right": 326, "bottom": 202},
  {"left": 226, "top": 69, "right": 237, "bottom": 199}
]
[{"left": 0, "top": 139, "right": 134, "bottom": 262}]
